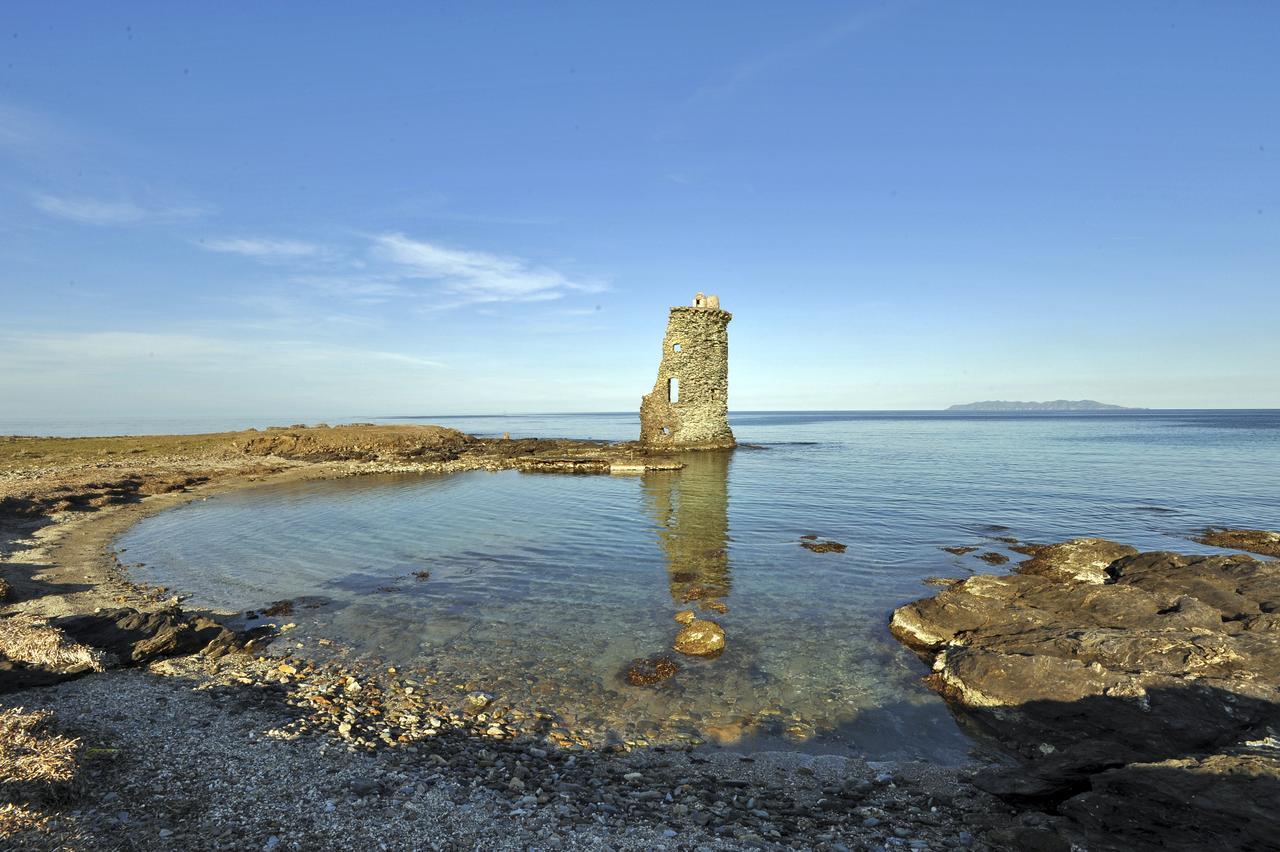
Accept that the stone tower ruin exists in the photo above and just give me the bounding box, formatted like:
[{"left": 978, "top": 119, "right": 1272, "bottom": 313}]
[{"left": 640, "top": 293, "right": 735, "bottom": 449}]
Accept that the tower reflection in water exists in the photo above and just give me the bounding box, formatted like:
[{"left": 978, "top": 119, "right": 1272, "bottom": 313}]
[{"left": 641, "top": 449, "right": 733, "bottom": 620}]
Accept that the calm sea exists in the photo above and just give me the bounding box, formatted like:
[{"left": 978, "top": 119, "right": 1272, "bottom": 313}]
[{"left": 109, "top": 410, "right": 1278, "bottom": 761}]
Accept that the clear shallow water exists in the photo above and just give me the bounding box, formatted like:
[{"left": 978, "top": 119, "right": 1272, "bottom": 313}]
[{"left": 118, "top": 411, "right": 1280, "bottom": 761}]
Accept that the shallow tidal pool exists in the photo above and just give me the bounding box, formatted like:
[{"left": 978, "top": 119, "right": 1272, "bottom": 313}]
[{"left": 118, "top": 411, "right": 1280, "bottom": 761}]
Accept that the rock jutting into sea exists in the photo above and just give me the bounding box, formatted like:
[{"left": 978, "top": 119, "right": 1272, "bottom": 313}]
[{"left": 891, "top": 536, "right": 1280, "bottom": 851}]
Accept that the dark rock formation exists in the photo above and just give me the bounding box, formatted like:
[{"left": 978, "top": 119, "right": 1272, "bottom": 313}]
[
  {"left": 891, "top": 538, "right": 1280, "bottom": 850},
  {"left": 54, "top": 606, "right": 243, "bottom": 666}
]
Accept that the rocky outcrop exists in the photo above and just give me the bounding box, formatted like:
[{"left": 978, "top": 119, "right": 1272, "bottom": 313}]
[
  {"left": 1, "top": 606, "right": 249, "bottom": 694},
  {"left": 54, "top": 606, "right": 243, "bottom": 666},
  {"left": 891, "top": 538, "right": 1280, "bottom": 850},
  {"left": 237, "top": 424, "right": 473, "bottom": 463}
]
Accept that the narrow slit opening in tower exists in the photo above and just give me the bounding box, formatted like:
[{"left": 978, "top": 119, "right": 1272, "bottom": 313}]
[
  {"left": 672, "top": 342, "right": 681, "bottom": 353},
  {"left": 668, "top": 377, "right": 680, "bottom": 403}
]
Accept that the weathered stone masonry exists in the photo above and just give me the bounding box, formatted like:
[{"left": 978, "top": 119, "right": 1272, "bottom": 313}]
[{"left": 640, "top": 293, "right": 735, "bottom": 449}]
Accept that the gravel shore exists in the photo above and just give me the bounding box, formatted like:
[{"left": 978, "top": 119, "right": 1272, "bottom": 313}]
[{"left": 5, "top": 665, "right": 1025, "bottom": 851}]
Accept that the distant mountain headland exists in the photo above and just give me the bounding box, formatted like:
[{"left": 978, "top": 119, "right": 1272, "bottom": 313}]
[{"left": 947, "top": 400, "right": 1137, "bottom": 412}]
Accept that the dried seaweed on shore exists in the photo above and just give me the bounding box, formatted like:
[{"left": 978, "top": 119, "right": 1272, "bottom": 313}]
[
  {"left": 0, "top": 707, "right": 80, "bottom": 785},
  {"left": 0, "top": 616, "right": 105, "bottom": 673},
  {"left": 0, "top": 707, "right": 81, "bottom": 839}
]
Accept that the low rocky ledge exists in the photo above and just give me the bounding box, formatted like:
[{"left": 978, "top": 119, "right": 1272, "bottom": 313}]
[
  {"left": 1195, "top": 526, "right": 1280, "bottom": 558},
  {"left": 1, "top": 606, "right": 254, "bottom": 694},
  {"left": 891, "top": 536, "right": 1280, "bottom": 851}
]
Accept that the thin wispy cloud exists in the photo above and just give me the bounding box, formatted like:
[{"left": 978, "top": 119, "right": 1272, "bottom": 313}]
[
  {"left": 0, "top": 330, "right": 444, "bottom": 372},
  {"left": 202, "top": 237, "right": 324, "bottom": 259},
  {"left": 31, "top": 193, "right": 207, "bottom": 226},
  {"left": 374, "top": 233, "right": 605, "bottom": 307},
  {"left": 155, "top": 226, "right": 608, "bottom": 313}
]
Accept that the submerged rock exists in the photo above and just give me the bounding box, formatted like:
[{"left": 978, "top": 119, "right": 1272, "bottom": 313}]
[
  {"left": 891, "top": 538, "right": 1280, "bottom": 850},
  {"left": 673, "top": 620, "right": 725, "bottom": 656},
  {"left": 673, "top": 610, "right": 696, "bottom": 625},
  {"left": 624, "top": 654, "right": 679, "bottom": 686},
  {"left": 800, "top": 539, "right": 847, "bottom": 554}
]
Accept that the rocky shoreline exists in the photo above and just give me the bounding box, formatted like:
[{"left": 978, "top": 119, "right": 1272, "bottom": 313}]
[
  {"left": 892, "top": 537, "right": 1280, "bottom": 851},
  {"left": 4, "top": 424, "right": 1278, "bottom": 849}
]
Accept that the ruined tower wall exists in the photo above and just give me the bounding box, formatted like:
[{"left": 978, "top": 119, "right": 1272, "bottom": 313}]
[{"left": 640, "top": 300, "right": 735, "bottom": 449}]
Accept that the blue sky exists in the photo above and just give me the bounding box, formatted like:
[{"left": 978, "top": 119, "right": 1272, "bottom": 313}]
[{"left": 2, "top": 2, "right": 1277, "bottom": 418}]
